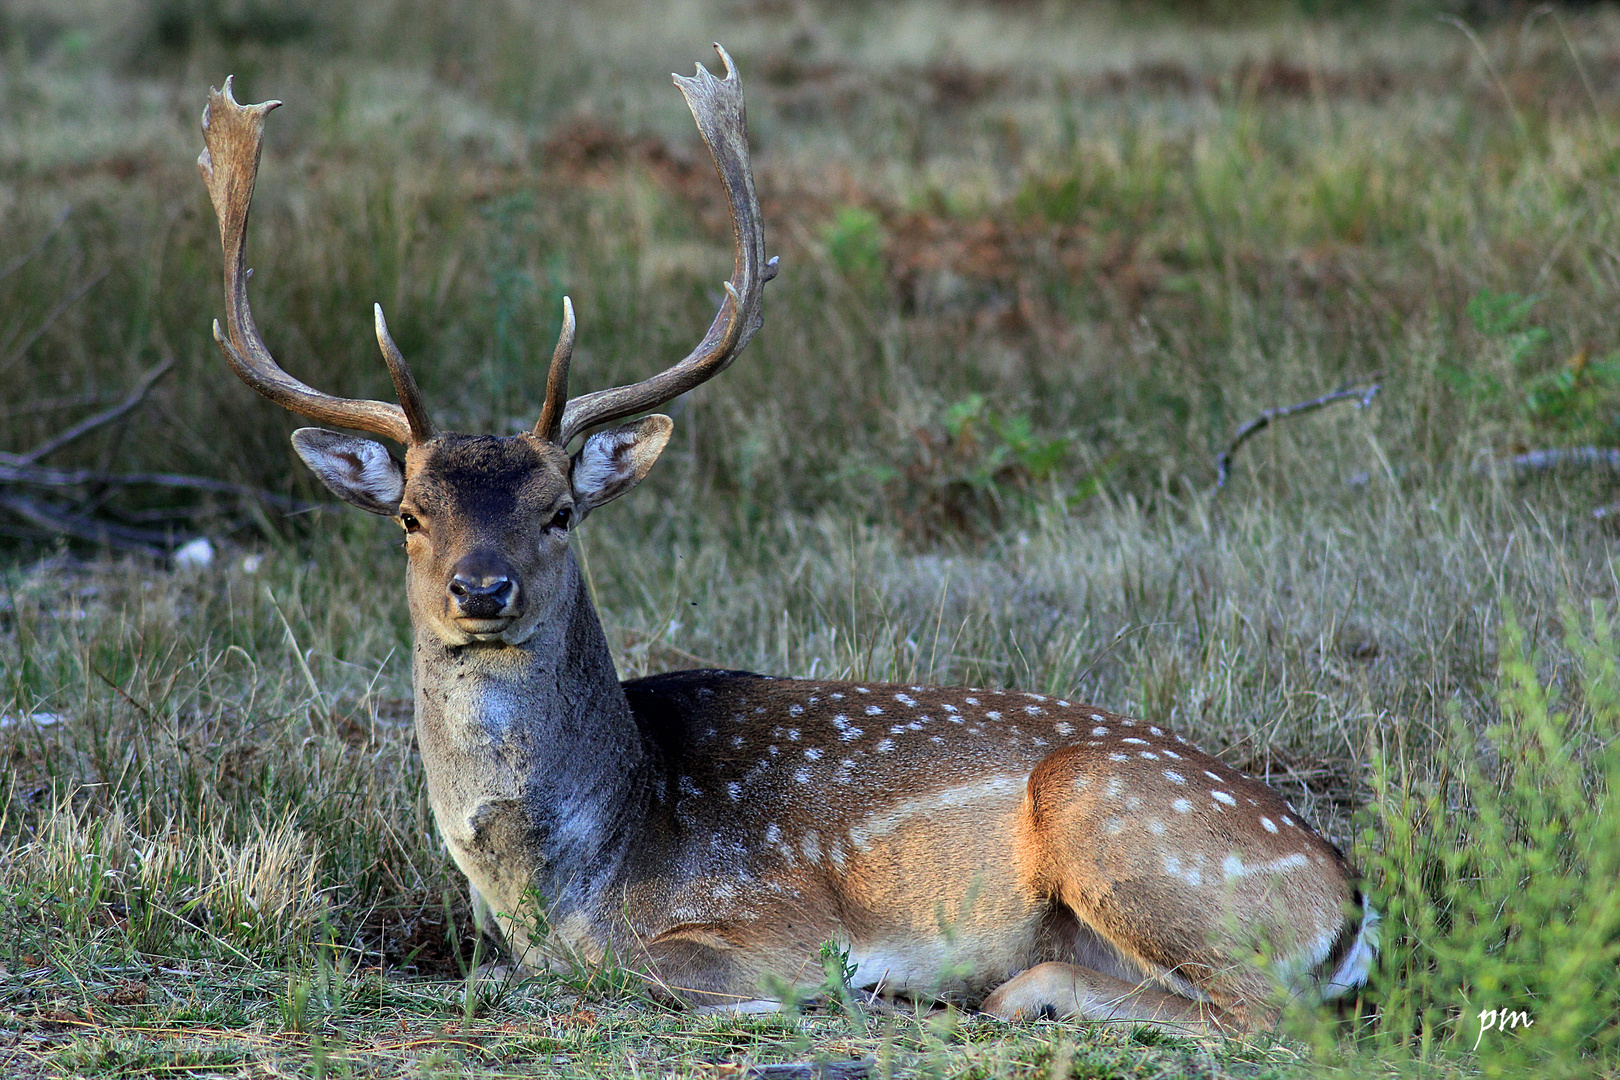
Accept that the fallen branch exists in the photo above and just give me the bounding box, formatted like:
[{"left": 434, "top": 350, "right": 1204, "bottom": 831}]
[
  {"left": 1215, "top": 380, "right": 1381, "bottom": 489},
  {"left": 0, "top": 358, "right": 312, "bottom": 556},
  {"left": 1477, "top": 446, "right": 1620, "bottom": 475},
  {"left": 0, "top": 357, "right": 173, "bottom": 467}
]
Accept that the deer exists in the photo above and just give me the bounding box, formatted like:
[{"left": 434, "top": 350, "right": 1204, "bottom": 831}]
[{"left": 198, "top": 46, "right": 1377, "bottom": 1034}]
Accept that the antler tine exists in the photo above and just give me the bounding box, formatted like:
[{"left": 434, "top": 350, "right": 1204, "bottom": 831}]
[
  {"left": 199, "top": 77, "right": 418, "bottom": 446},
  {"left": 373, "top": 305, "right": 436, "bottom": 442},
  {"left": 533, "top": 296, "right": 576, "bottom": 443},
  {"left": 553, "top": 44, "right": 779, "bottom": 446}
]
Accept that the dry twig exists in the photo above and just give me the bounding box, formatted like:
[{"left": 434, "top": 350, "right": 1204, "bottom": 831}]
[{"left": 1215, "top": 380, "right": 1381, "bottom": 489}]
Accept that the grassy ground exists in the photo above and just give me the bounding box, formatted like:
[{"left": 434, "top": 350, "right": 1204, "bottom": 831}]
[{"left": 2, "top": 0, "right": 1620, "bottom": 1075}]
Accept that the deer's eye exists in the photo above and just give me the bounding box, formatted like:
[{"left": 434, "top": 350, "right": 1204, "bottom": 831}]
[
  {"left": 548, "top": 507, "right": 572, "bottom": 532},
  {"left": 399, "top": 512, "right": 422, "bottom": 533}
]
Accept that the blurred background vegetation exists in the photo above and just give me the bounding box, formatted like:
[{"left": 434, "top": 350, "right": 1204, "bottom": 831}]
[{"left": 2, "top": 0, "right": 1620, "bottom": 1076}]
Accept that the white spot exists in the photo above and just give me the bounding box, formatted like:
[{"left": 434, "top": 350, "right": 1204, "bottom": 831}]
[
  {"left": 1121, "top": 737, "right": 1147, "bottom": 745},
  {"left": 1204, "top": 770, "right": 1222, "bottom": 781},
  {"left": 1055, "top": 721, "right": 1075, "bottom": 736},
  {"left": 942, "top": 703, "right": 958, "bottom": 713},
  {"left": 731, "top": 735, "right": 744, "bottom": 748},
  {"left": 804, "top": 747, "right": 822, "bottom": 760},
  {"left": 1139, "top": 751, "right": 1158, "bottom": 760},
  {"left": 794, "top": 768, "right": 811, "bottom": 784},
  {"left": 1211, "top": 790, "right": 1236, "bottom": 806},
  {"left": 929, "top": 735, "right": 944, "bottom": 745},
  {"left": 986, "top": 711, "right": 1002, "bottom": 721},
  {"left": 1146, "top": 818, "right": 1165, "bottom": 835},
  {"left": 1164, "top": 770, "right": 1186, "bottom": 785},
  {"left": 1120, "top": 719, "right": 1135, "bottom": 727},
  {"left": 1150, "top": 726, "right": 1163, "bottom": 736},
  {"left": 1104, "top": 817, "right": 1125, "bottom": 835},
  {"left": 1172, "top": 798, "right": 1193, "bottom": 813},
  {"left": 839, "top": 727, "right": 864, "bottom": 741},
  {"left": 831, "top": 693, "right": 845, "bottom": 700},
  {"left": 788, "top": 704, "right": 804, "bottom": 717},
  {"left": 802, "top": 834, "right": 822, "bottom": 862},
  {"left": 895, "top": 693, "right": 917, "bottom": 707},
  {"left": 1162, "top": 749, "right": 1181, "bottom": 760},
  {"left": 727, "top": 782, "right": 741, "bottom": 801},
  {"left": 965, "top": 697, "right": 980, "bottom": 706},
  {"left": 854, "top": 687, "right": 870, "bottom": 694},
  {"left": 1261, "top": 817, "right": 1278, "bottom": 833},
  {"left": 1109, "top": 752, "right": 1129, "bottom": 762},
  {"left": 787, "top": 729, "right": 800, "bottom": 741},
  {"left": 765, "top": 823, "right": 782, "bottom": 843},
  {"left": 1089, "top": 726, "right": 1107, "bottom": 736},
  {"left": 841, "top": 758, "right": 856, "bottom": 769},
  {"left": 1281, "top": 815, "right": 1295, "bottom": 827},
  {"left": 767, "top": 746, "right": 779, "bottom": 757},
  {"left": 1090, "top": 714, "right": 1106, "bottom": 722},
  {"left": 865, "top": 705, "right": 884, "bottom": 716},
  {"left": 1057, "top": 701, "right": 1071, "bottom": 707},
  {"left": 907, "top": 721, "right": 923, "bottom": 731},
  {"left": 876, "top": 739, "right": 895, "bottom": 752},
  {"left": 1105, "top": 778, "right": 1124, "bottom": 799}
]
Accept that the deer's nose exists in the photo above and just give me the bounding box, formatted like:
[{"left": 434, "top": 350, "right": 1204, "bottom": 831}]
[{"left": 448, "top": 553, "right": 517, "bottom": 620}]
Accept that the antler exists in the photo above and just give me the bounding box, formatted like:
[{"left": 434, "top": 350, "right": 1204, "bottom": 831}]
[
  {"left": 199, "top": 77, "right": 435, "bottom": 445},
  {"left": 540, "top": 44, "right": 779, "bottom": 447}
]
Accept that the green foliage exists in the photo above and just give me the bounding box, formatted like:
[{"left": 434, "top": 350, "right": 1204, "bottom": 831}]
[
  {"left": 1355, "top": 605, "right": 1620, "bottom": 1074},
  {"left": 819, "top": 206, "right": 886, "bottom": 286},
  {"left": 1443, "top": 290, "right": 1620, "bottom": 446},
  {"left": 889, "top": 394, "right": 1091, "bottom": 542}
]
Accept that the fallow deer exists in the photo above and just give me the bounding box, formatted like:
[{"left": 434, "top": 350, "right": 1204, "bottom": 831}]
[{"left": 199, "top": 46, "right": 1377, "bottom": 1033}]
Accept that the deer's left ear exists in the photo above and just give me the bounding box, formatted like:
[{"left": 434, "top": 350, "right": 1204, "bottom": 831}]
[{"left": 570, "top": 414, "right": 672, "bottom": 514}]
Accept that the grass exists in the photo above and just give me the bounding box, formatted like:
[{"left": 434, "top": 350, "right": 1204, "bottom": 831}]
[{"left": 2, "top": 0, "right": 1620, "bottom": 1075}]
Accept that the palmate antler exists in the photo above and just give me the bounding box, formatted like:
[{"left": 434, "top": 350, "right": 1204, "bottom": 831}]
[
  {"left": 199, "top": 78, "right": 435, "bottom": 445},
  {"left": 201, "top": 44, "right": 777, "bottom": 448}
]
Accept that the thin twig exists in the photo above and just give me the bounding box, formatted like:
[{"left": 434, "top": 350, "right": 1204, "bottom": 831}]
[
  {"left": 2, "top": 357, "right": 174, "bottom": 466},
  {"left": 0, "top": 268, "right": 110, "bottom": 376},
  {"left": 1215, "top": 381, "right": 1381, "bottom": 489},
  {"left": 0, "top": 208, "right": 71, "bottom": 284}
]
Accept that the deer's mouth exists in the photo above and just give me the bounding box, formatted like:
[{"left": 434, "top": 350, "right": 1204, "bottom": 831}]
[{"left": 455, "top": 616, "right": 516, "bottom": 639}]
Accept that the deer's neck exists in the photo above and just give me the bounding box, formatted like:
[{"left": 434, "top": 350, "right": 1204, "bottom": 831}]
[{"left": 410, "top": 551, "right": 652, "bottom": 908}]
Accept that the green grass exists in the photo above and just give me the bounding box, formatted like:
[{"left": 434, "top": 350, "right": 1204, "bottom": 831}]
[{"left": 3, "top": 0, "right": 1620, "bottom": 1076}]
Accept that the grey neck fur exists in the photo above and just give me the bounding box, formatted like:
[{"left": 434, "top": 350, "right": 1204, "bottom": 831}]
[{"left": 410, "top": 549, "right": 652, "bottom": 921}]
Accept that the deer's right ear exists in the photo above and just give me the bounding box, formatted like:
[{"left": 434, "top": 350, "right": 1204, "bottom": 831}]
[{"left": 291, "top": 428, "right": 405, "bottom": 516}]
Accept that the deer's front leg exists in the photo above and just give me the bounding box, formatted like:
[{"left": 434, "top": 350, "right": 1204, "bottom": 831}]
[{"left": 982, "top": 961, "right": 1244, "bottom": 1034}]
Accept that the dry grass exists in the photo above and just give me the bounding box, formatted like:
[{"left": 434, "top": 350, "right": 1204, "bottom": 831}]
[{"left": 1, "top": 0, "right": 1619, "bottom": 1076}]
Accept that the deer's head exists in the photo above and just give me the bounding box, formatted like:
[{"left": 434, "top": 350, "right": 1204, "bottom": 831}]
[{"left": 199, "top": 49, "right": 775, "bottom": 647}]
